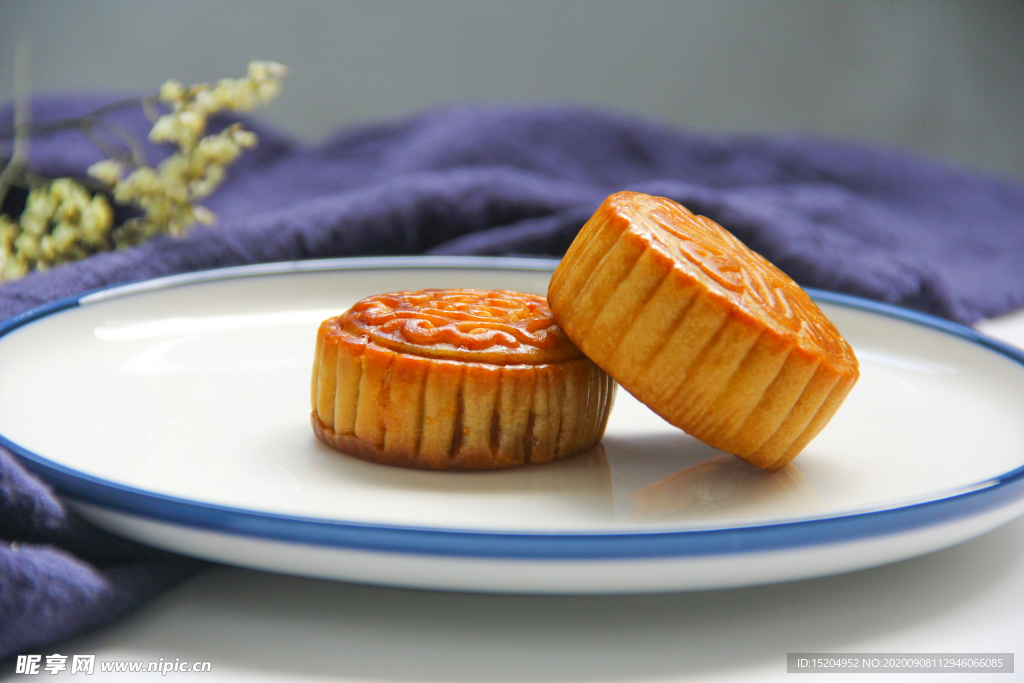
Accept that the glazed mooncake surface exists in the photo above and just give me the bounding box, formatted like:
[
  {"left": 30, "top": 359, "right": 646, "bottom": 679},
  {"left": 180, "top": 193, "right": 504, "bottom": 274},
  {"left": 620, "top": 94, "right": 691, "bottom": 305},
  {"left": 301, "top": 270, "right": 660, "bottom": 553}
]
[
  {"left": 548, "top": 191, "right": 859, "bottom": 470},
  {"left": 312, "top": 289, "right": 615, "bottom": 470}
]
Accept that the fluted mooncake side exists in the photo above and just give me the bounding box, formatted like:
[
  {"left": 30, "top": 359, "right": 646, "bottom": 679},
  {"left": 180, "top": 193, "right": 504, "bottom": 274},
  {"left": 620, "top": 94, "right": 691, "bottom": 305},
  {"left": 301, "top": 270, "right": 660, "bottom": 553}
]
[
  {"left": 548, "top": 192, "right": 858, "bottom": 470},
  {"left": 312, "top": 289, "right": 615, "bottom": 470}
]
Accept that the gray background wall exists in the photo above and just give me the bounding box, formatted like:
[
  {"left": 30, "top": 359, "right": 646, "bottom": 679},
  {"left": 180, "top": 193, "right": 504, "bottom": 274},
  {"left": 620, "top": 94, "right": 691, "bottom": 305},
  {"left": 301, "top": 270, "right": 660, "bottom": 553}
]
[{"left": 2, "top": 0, "right": 1022, "bottom": 180}]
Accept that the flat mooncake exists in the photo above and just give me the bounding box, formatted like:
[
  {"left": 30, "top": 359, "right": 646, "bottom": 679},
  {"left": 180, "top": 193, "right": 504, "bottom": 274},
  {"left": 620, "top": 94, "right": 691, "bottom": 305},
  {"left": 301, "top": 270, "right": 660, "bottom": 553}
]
[
  {"left": 311, "top": 289, "right": 615, "bottom": 470},
  {"left": 548, "top": 191, "right": 859, "bottom": 470}
]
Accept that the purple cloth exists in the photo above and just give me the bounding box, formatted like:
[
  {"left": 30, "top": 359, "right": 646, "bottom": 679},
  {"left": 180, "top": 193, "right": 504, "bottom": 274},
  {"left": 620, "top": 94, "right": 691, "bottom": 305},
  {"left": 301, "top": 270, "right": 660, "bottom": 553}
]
[{"left": 2, "top": 95, "right": 1024, "bottom": 658}]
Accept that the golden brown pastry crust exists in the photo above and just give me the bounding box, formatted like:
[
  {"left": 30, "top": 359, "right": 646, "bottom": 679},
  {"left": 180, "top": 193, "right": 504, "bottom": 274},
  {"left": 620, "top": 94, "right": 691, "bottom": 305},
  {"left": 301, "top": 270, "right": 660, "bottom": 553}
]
[
  {"left": 312, "top": 289, "right": 615, "bottom": 470},
  {"left": 548, "top": 192, "right": 859, "bottom": 470}
]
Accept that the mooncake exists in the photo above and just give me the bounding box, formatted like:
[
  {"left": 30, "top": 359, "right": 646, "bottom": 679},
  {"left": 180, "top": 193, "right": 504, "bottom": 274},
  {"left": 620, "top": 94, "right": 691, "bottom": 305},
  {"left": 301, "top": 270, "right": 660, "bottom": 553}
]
[
  {"left": 311, "top": 289, "right": 615, "bottom": 470},
  {"left": 547, "top": 191, "right": 859, "bottom": 470}
]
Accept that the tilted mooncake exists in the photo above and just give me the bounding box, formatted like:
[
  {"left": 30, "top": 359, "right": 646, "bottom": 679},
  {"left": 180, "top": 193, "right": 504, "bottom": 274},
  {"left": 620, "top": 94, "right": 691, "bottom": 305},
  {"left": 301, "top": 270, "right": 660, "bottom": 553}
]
[
  {"left": 548, "top": 192, "right": 859, "bottom": 470},
  {"left": 311, "top": 289, "right": 615, "bottom": 470}
]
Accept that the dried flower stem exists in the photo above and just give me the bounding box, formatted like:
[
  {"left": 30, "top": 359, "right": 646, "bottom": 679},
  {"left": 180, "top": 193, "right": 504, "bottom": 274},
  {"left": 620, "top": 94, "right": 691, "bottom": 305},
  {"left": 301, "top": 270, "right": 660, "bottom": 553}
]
[
  {"left": 0, "top": 94, "right": 158, "bottom": 141},
  {"left": 0, "top": 41, "right": 32, "bottom": 213}
]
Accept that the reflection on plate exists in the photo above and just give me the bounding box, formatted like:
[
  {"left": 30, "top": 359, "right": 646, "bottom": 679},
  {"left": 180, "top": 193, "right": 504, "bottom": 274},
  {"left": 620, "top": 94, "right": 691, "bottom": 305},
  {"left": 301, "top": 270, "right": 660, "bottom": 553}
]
[
  {"left": 2, "top": 256, "right": 1024, "bottom": 593},
  {"left": 631, "top": 455, "right": 824, "bottom": 522}
]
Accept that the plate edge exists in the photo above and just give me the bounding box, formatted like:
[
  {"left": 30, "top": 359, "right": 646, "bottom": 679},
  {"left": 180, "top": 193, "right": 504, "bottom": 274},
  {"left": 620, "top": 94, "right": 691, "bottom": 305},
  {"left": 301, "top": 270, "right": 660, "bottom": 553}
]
[{"left": 3, "top": 256, "right": 1024, "bottom": 559}]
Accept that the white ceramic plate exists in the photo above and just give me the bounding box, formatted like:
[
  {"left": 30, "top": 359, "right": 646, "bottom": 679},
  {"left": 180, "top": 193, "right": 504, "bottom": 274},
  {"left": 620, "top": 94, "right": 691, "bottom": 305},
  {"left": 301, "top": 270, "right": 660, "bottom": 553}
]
[{"left": 2, "top": 257, "right": 1024, "bottom": 594}]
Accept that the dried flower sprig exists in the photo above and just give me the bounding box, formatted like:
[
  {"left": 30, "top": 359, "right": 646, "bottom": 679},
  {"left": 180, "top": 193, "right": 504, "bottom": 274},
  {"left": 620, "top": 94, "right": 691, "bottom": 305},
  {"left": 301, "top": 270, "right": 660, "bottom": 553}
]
[
  {"left": 0, "top": 60, "right": 287, "bottom": 281},
  {"left": 0, "top": 180, "right": 113, "bottom": 279}
]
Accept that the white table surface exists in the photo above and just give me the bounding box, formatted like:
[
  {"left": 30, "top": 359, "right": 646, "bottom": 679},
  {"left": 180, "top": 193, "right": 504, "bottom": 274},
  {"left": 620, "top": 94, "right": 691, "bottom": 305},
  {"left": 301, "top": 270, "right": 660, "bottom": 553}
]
[{"left": 7, "top": 309, "right": 1024, "bottom": 683}]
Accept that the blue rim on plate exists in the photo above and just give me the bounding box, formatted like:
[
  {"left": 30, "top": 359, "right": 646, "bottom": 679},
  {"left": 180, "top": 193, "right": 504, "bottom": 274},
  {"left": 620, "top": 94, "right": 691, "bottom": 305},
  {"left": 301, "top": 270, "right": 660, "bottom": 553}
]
[{"left": 3, "top": 256, "right": 1024, "bottom": 560}]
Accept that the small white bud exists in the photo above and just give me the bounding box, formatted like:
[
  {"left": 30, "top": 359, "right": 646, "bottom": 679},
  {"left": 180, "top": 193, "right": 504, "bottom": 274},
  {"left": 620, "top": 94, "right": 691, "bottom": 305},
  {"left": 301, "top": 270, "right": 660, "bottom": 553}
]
[
  {"left": 160, "top": 79, "right": 185, "bottom": 103},
  {"left": 193, "top": 206, "right": 216, "bottom": 224},
  {"left": 150, "top": 114, "right": 182, "bottom": 143},
  {"left": 256, "top": 80, "right": 281, "bottom": 103},
  {"left": 52, "top": 223, "right": 80, "bottom": 252},
  {"left": 14, "top": 233, "right": 40, "bottom": 259},
  {"left": 226, "top": 80, "right": 257, "bottom": 110},
  {"left": 191, "top": 165, "right": 225, "bottom": 198},
  {"left": 196, "top": 135, "right": 236, "bottom": 165},
  {"left": 88, "top": 160, "right": 125, "bottom": 186},
  {"left": 159, "top": 153, "right": 190, "bottom": 183},
  {"left": 23, "top": 188, "right": 57, "bottom": 222},
  {"left": 179, "top": 110, "right": 206, "bottom": 137},
  {"left": 231, "top": 128, "right": 258, "bottom": 148},
  {"left": 0, "top": 217, "right": 18, "bottom": 250},
  {"left": 248, "top": 61, "right": 270, "bottom": 82},
  {"left": 3, "top": 257, "right": 29, "bottom": 281},
  {"left": 193, "top": 88, "right": 217, "bottom": 113},
  {"left": 81, "top": 196, "right": 113, "bottom": 245}
]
